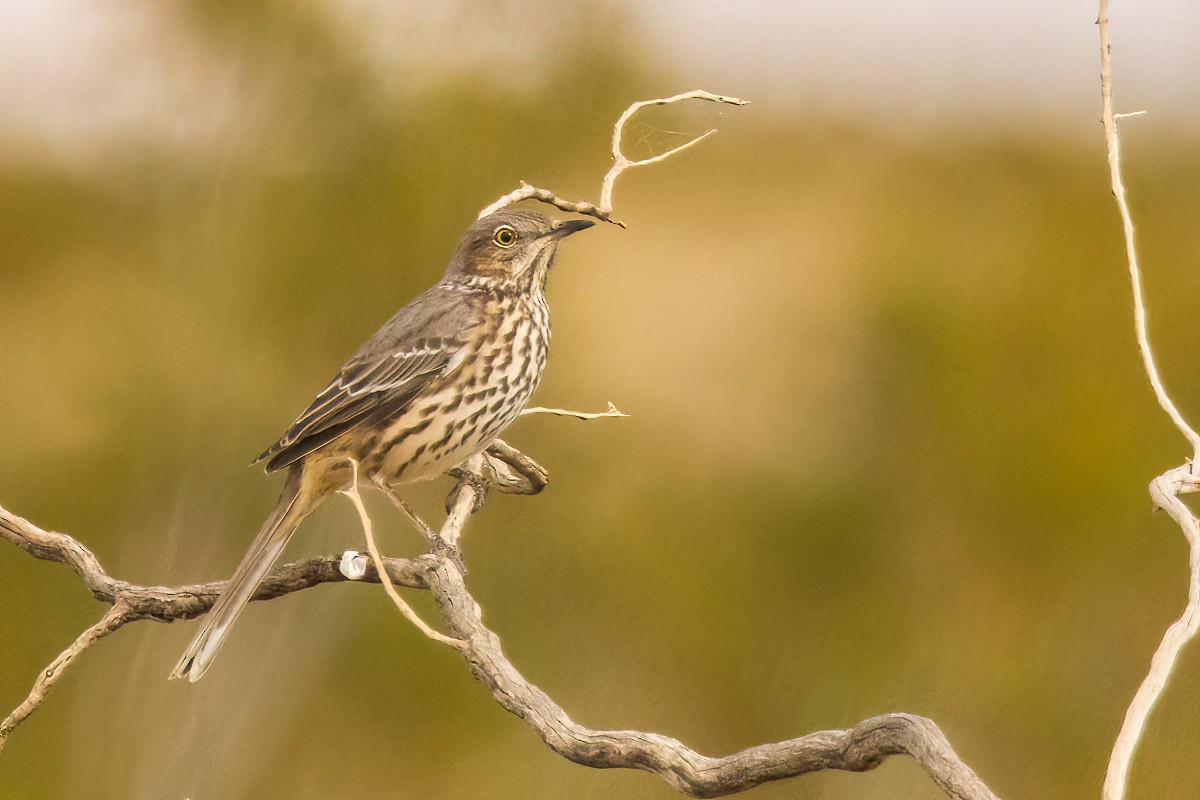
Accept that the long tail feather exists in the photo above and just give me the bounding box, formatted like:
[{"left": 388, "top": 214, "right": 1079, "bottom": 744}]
[{"left": 170, "top": 467, "right": 314, "bottom": 682}]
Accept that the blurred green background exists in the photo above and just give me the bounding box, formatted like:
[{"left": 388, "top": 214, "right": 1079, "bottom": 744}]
[{"left": 4, "top": 1, "right": 1200, "bottom": 798}]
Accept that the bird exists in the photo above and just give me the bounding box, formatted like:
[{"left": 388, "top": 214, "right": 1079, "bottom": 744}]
[{"left": 170, "top": 207, "right": 593, "bottom": 682}]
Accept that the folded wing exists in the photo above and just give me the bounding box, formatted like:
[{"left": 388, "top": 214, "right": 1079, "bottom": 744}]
[{"left": 256, "top": 339, "right": 458, "bottom": 472}]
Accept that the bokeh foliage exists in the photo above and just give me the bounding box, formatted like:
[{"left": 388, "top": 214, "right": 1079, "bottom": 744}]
[{"left": 3, "top": 3, "right": 1200, "bottom": 799}]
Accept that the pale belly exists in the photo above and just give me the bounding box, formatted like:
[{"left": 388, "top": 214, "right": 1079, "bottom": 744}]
[{"left": 375, "top": 303, "right": 547, "bottom": 484}]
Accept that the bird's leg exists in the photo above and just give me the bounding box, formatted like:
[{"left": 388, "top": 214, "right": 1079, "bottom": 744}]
[
  {"left": 342, "top": 460, "right": 464, "bottom": 648},
  {"left": 372, "top": 477, "right": 438, "bottom": 543},
  {"left": 446, "top": 455, "right": 495, "bottom": 516},
  {"left": 373, "top": 477, "right": 468, "bottom": 574},
  {"left": 377, "top": 480, "right": 464, "bottom": 569}
]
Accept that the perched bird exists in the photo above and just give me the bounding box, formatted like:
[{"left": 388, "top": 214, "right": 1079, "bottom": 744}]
[{"left": 170, "top": 208, "right": 593, "bottom": 682}]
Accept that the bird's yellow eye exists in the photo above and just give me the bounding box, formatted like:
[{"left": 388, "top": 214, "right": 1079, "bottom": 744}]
[{"left": 493, "top": 226, "right": 517, "bottom": 248}]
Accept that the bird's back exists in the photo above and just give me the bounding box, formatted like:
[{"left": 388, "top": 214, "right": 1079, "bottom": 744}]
[
  {"left": 256, "top": 282, "right": 488, "bottom": 472},
  {"left": 257, "top": 280, "right": 550, "bottom": 484}
]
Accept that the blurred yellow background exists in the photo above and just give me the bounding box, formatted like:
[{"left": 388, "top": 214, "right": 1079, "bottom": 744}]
[{"left": 4, "top": 2, "right": 1200, "bottom": 798}]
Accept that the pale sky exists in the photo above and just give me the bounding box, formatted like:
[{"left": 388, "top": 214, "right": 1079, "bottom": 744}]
[
  {"left": 1, "top": 1, "right": 1196, "bottom": 165},
  {"left": 631, "top": 0, "right": 1200, "bottom": 125}
]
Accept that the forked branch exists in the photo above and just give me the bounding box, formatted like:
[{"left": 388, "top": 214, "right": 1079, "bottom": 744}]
[
  {"left": 478, "top": 90, "right": 749, "bottom": 226},
  {"left": 600, "top": 90, "right": 748, "bottom": 212}
]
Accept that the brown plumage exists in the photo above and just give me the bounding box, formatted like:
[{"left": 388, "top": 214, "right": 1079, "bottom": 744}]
[{"left": 171, "top": 208, "right": 592, "bottom": 681}]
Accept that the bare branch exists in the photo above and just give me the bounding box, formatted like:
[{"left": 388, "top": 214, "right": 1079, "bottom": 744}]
[
  {"left": 1, "top": 498, "right": 431, "bottom": 743},
  {"left": 1097, "top": 5, "right": 1200, "bottom": 799},
  {"left": 422, "top": 466, "right": 999, "bottom": 800},
  {"left": 1, "top": 481, "right": 999, "bottom": 798},
  {"left": 602, "top": 90, "right": 749, "bottom": 213},
  {"left": 438, "top": 453, "right": 486, "bottom": 548},
  {"left": 478, "top": 90, "right": 749, "bottom": 226},
  {"left": 0, "top": 602, "right": 131, "bottom": 751},
  {"left": 477, "top": 182, "right": 625, "bottom": 228},
  {"left": 520, "top": 402, "right": 628, "bottom": 420},
  {"left": 1104, "top": 462, "right": 1200, "bottom": 800},
  {"left": 1, "top": 502, "right": 429, "bottom": 618}
]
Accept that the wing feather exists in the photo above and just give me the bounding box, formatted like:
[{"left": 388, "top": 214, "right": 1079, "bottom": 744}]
[{"left": 255, "top": 339, "right": 457, "bottom": 472}]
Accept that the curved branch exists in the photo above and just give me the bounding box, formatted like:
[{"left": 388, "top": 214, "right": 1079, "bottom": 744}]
[
  {"left": 1, "top": 484, "right": 1001, "bottom": 799},
  {"left": 1096, "top": 5, "right": 1200, "bottom": 799},
  {"left": 477, "top": 182, "right": 625, "bottom": 228},
  {"left": 434, "top": 557, "right": 996, "bottom": 798},
  {"left": 601, "top": 90, "right": 749, "bottom": 213},
  {"left": 423, "top": 480, "right": 1001, "bottom": 800}
]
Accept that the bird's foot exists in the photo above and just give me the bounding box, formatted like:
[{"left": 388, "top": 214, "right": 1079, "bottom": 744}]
[{"left": 446, "top": 465, "right": 492, "bottom": 515}]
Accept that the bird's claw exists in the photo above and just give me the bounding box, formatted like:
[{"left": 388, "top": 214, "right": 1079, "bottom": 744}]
[{"left": 446, "top": 465, "right": 492, "bottom": 515}]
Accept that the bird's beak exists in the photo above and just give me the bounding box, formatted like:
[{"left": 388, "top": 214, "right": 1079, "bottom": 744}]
[{"left": 549, "top": 218, "right": 595, "bottom": 238}]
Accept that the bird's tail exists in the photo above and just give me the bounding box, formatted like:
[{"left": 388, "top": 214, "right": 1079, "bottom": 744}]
[{"left": 170, "top": 467, "right": 315, "bottom": 682}]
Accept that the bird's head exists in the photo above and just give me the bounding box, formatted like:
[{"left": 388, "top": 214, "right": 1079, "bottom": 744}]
[{"left": 444, "top": 208, "right": 593, "bottom": 294}]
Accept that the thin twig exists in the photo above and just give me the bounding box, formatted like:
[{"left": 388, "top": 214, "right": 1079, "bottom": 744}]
[
  {"left": 478, "top": 90, "right": 749, "bottom": 226},
  {"left": 601, "top": 90, "right": 749, "bottom": 212},
  {"left": 520, "top": 402, "right": 628, "bottom": 420},
  {"left": 1096, "top": 2, "right": 1200, "bottom": 459},
  {"left": 341, "top": 460, "right": 463, "bottom": 648},
  {"left": 478, "top": 183, "right": 625, "bottom": 227},
  {"left": 1097, "top": 4, "right": 1200, "bottom": 798},
  {"left": 0, "top": 601, "right": 131, "bottom": 751}
]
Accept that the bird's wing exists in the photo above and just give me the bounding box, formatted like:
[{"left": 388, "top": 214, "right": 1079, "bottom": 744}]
[{"left": 255, "top": 337, "right": 460, "bottom": 472}]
